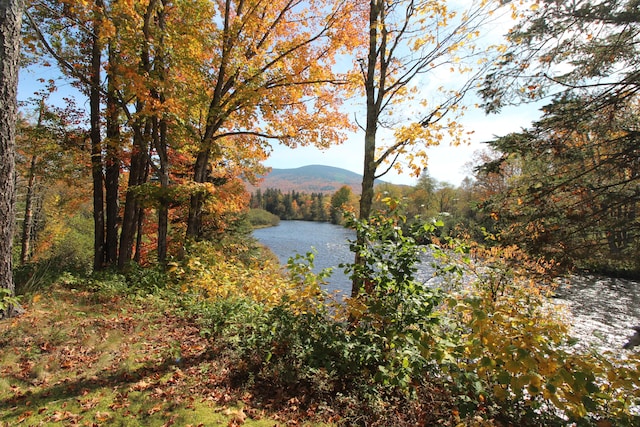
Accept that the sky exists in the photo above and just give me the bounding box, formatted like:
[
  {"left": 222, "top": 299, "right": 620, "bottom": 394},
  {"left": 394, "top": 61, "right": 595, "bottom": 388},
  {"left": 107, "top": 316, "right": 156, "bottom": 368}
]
[
  {"left": 17, "top": 1, "right": 540, "bottom": 188},
  {"left": 263, "top": 102, "right": 543, "bottom": 187}
]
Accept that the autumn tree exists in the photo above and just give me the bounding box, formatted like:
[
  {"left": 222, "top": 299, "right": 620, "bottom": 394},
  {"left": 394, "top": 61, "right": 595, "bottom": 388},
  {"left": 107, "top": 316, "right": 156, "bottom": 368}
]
[
  {"left": 330, "top": 185, "right": 356, "bottom": 224},
  {"left": 183, "top": 0, "right": 359, "bottom": 240},
  {"left": 351, "top": 0, "right": 499, "bottom": 296},
  {"left": 15, "top": 98, "right": 90, "bottom": 267},
  {"left": 24, "top": 0, "right": 119, "bottom": 270},
  {"left": 0, "top": 0, "right": 24, "bottom": 317},
  {"left": 478, "top": 97, "right": 640, "bottom": 274},
  {"left": 17, "top": 100, "right": 60, "bottom": 265},
  {"left": 400, "top": 170, "right": 438, "bottom": 220}
]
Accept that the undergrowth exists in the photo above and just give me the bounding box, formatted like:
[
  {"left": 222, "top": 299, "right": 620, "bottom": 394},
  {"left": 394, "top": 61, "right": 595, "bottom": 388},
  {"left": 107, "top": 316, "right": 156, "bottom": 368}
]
[{"left": 3, "top": 201, "right": 640, "bottom": 426}]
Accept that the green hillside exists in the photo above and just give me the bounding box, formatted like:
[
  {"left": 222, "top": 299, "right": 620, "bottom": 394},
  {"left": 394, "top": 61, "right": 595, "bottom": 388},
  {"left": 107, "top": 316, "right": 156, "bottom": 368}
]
[{"left": 251, "top": 164, "right": 367, "bottom": 194}]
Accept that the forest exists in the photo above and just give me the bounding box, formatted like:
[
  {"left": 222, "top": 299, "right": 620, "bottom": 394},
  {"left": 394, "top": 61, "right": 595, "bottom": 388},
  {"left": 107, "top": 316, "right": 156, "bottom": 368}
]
[{"left": 1, "top": 0, "right": 640, "bottom": 426}]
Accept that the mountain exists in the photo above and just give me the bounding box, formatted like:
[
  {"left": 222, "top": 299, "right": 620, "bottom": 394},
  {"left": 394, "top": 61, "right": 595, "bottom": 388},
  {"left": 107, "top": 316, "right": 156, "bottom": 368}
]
[{"left": 250, "top": 165, "right": 366, "bottom": 194}]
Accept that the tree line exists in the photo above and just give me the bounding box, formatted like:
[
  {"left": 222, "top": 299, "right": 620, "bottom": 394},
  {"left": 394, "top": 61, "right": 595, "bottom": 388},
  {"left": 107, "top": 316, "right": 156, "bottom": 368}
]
[
  {"left": 249, "top": 186, "right": 360, "bottom": 224},
  {"left": 250, "top": 189, "right": 330, "bottom": 222}
]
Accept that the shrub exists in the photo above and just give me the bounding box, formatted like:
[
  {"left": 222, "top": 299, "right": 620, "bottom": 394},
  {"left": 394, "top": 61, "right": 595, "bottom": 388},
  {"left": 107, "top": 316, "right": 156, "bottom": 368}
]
[
  {"left": 247, "top": 208, "right": 280, "bottom": 228},
  {"left": 340, "top": 200, "right": 443, "bottom": 391},
  {"left": 171, "top": 240, "right": 328, "bottom": 311},
  {"left": 432, "top": 239, "right": 640, "bottom": 425}
]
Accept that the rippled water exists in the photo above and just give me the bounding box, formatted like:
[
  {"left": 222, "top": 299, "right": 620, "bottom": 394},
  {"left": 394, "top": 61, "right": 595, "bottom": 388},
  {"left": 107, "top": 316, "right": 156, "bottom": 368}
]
[
  {"left": 253, "top": 220, "right": 640, "bottom": 352},
  {"left": 253, "top": 221, "right": 355, "bottom": 295},
  {"left": 553, "top": 276, "right": 640, "bottom": 352}
]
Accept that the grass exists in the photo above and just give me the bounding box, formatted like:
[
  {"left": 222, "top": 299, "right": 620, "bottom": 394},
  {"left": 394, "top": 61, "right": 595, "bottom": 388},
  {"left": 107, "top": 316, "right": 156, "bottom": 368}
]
[{"left": 0, "top": 286, "right": 326, "bottom": 427}]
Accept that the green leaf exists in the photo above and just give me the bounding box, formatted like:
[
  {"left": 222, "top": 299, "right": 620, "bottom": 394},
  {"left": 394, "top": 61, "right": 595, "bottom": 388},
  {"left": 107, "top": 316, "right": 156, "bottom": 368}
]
[
  {"left": 497, "top": 370, "right": 511, "bottom": 385},
  {"left": 581, "top": 395, "right": 597, "bottom": 412}
]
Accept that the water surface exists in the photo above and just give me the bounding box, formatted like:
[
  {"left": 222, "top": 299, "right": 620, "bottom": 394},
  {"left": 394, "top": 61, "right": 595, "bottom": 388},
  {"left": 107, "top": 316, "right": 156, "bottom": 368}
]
[{"left": 254, "top": 220, "right": 640, "bottom": 353}]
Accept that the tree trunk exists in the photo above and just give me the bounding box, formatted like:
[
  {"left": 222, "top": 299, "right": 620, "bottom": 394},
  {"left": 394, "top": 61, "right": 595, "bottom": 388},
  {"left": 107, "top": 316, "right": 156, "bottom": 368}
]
[
  {"left": 186, "top": 148, "right": 211, "bottom": 239},
  {"left": 117, "top": 123, "right": 148, "bottom": 270},
  {"left": 155, "top": 0, "right": 169, "bottom": 262},
  {"left": 104, "top": 43, "right": 120, "bottom": 267},
  {"left": 352, "top": 0, "right": 382, "bottom": 298},
  {"left": 20, "top": 154, "right": 37, "bottom": 265},
  {"left": 90, "top": 0, "right": 105, "bottom": 271},
  {"left": 156, "top": 117, "right": 169, "bottom": 262},
  {"left": 0, "top": 0, "right": 24, "bottom": 317}
]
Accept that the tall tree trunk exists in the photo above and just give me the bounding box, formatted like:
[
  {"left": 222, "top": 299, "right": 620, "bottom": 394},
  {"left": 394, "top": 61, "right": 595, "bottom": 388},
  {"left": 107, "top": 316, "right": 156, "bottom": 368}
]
[
  {"left": 156, "top": 117, "right": 169, "bottom": 262},
  {"left": 90, "top": 0, "right": 105, "bottom": 271},
  {"left": 20, "top": 154, "right": 37, "bottom": 265},
  {"left": 104, "top": 42, "right": 120, "bottom": 267},
  {"left": 119, "top": 0, "right": 160, "bottom": 269},
  {"left": 352, "top": 0, "right": 383, "bottom": 298},
  {"left": 186, "top": 148, "right": 211, "bottom": 239},
  {"left": 0, "top": 0, "right": 24, "bottom": 317},
  {"left": 117, "top": 123, "right": 148, "bottom": 270},
  {"left": 155, "top": 0, "right": 169, "bottom": 262}
]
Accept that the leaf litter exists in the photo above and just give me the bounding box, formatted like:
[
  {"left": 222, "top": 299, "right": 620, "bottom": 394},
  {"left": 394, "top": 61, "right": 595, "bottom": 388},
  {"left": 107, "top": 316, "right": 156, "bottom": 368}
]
[{"left": 0, "top": 286, "right": 326, "bottom": 426}]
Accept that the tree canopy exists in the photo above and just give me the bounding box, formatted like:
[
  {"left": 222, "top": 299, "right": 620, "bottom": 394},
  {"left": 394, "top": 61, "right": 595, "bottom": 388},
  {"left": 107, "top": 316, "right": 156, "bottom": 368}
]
[
  {"left": 480, "top": 0, "right": 640, "bottom": 112},
  {"left": 23, "top": 0, "right": 360, "bottom": 269},
  {"left": 476, "top": 0, "right": 640, "bottom": 274}
]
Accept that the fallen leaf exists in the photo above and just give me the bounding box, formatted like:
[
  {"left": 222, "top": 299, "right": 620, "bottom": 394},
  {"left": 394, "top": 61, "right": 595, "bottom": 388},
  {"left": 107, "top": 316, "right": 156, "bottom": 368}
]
[
  {"left": 224, "top": 408, "right": 246, "bottom": 426},
  {"left": 131, "top": 379, "right": 151, "bottom": 391},
  {"left": 147, "top": 404, "right": 163, "bottom": 415},
  {"left": 16, "top": 411, "right": 32, "bottom": 423},
  {"left": 95, "top": 411, "right": 112, "bottom": 422},
  {"left": 79, "top": 397, "right": 100, "bottom": 411}
]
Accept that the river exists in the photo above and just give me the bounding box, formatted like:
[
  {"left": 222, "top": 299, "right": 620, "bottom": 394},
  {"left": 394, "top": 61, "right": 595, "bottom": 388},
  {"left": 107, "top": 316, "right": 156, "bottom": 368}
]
[{"left": 253, "top": 220, "right": 640, "bottom": 353}]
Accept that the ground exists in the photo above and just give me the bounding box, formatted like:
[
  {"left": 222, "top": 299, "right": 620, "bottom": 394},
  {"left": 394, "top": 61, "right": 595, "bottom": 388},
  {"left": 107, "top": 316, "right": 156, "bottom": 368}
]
[{"left": 0, "top": 286, "right": 329, "bottom": 427}]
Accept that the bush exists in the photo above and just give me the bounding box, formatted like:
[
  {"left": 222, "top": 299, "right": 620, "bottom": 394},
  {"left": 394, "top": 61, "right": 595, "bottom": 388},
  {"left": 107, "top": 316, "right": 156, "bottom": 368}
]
[
  {"left": 432, "top": 239, "right": 640, "bottom": 425},
  {"left": 341, "top": 200, "right": 443, "bottom": 391},
  {"left": 247, "top": 208, "right": 280, "bottom": 228}
]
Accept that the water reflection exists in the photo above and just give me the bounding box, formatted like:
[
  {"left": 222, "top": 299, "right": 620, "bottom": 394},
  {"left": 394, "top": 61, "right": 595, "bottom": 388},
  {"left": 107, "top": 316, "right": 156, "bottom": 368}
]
[{"left": 253, "top": 221, "right": 355, "bottom": 296}]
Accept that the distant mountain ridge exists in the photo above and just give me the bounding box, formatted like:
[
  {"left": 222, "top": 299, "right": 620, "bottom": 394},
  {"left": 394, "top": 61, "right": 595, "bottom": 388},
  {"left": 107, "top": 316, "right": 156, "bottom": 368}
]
[{"left": 250, "top": 165, "right": 366, "bottom": 194}]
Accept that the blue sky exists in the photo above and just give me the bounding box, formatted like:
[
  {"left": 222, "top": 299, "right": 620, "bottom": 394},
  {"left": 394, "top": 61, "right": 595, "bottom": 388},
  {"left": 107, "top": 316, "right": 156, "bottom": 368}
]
[
  {"left": 18, "top": 65, "right": 543, "bottom": 188},
  {"left": 264, "top": 102, "right": 543, "bottom": 187}
]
